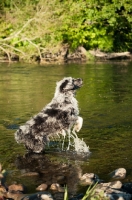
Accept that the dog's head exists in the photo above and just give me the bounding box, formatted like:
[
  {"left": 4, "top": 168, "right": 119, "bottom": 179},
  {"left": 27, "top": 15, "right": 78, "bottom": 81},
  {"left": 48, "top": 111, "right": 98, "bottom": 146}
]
[{"left": 55, "top": 77, "right": 83, "bottom": 96}]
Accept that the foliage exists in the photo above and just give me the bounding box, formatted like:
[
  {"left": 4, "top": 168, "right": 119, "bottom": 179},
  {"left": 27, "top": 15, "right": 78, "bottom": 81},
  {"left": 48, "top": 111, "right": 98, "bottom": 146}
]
[
  {"left": 60, "top": 0, "right": 132, "bottom": 52},
  {"left": 82, "top": 184, "right": 109, "bottom": 200},
  {"left": 63, "top": 183, "right": 109, "bottom": 200},
  {"left": 0, "top": 0, "right": 131, "bottom": 61},
  {"left": 64, "top": 185, "right": 68, "bottom": 200}
]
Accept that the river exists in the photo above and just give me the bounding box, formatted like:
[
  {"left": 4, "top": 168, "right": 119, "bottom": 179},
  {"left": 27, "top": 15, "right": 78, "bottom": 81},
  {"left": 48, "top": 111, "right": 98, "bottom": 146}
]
[{"left": 0, "top": 61, "right": 132, "bottom": 193}]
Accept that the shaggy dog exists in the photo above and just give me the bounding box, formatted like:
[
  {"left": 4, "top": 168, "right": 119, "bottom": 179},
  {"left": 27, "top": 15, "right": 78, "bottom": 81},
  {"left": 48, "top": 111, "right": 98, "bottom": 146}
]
[{"left": 15, "top": 77, "right": 83, "bottom": 153}]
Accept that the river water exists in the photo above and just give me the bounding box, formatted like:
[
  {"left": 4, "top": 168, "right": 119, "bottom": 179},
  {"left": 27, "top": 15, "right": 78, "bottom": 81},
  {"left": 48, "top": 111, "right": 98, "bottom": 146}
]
[{"left": 0, "top": 61, "right": 132, "bottom": 192}]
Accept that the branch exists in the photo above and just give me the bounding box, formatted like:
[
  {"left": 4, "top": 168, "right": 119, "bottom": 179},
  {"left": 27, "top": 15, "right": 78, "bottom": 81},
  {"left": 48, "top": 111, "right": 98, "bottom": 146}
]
[
  {"left": 0, "top": 45, "right": 11, "bottom": 62},
  {"left": 25, "top": 38, "right": 42, "bottom": 60},
  {"left": 2, "top": 43, "right": 25, "bottom": 55},
  {"left": 89, "top": 50, "right": 131, "bottom": 60},
  {"left": 0, "top": 18, "right": 35, "bottom": 42}
]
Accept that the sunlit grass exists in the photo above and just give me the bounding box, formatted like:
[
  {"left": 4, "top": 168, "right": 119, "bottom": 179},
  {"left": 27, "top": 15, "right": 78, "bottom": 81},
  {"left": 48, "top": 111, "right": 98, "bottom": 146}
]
[{"left": 64, "top": 183, "right": 109, "bottom": 200}]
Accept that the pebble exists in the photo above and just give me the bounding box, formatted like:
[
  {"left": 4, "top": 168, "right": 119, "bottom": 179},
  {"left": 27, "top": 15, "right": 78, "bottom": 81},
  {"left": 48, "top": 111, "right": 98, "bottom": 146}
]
[
  {"left": 79, "top": 173, "right": 99, "bottom": 186},
  {"left": 22, "top": 192, "right": 53, "bottom": 200},
  {"left": 8, "top": 184, "right": 24, "bottom": 193},
  {"left": 36, "top": 184, "right": 48, "bottom": 191},
  {"left": 109, "top": 168, "right": 126, "bottom": 180},
  {"left": 50, "top": 183, "right": 64, "bottom": 192}
]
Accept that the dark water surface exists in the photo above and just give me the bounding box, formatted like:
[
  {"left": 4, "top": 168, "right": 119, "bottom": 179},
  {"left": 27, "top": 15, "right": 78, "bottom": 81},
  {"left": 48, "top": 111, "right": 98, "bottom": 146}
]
[{"left": 0, "top": 62, "right": 132, "bottom": 192}]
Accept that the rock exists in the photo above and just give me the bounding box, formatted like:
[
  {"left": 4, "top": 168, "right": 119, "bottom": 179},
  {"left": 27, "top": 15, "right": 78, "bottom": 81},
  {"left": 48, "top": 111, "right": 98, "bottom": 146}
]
[
  {"left": 67, "top": 46, "right": 87, "bottom": 62},
  {"left": 39, "top": 193, "right": 53, "bottom": 200},
  {"left": 108, "top": 181, "right": 122, "bottom": 189},
  {"left": 36, "top": 183, "right": 48, "bottom": 191},
  {"left": 0, "top": 185, "right": 6, "bottom": 193},
  {"left": 79, "top": 173, "right": 100, "bottom": 186},
  {"left": 105, "top": 189, "right": 132, "bottom": 200},
  {"left": 122, "top": 183, "right": 132, "bottom": 194},
  {"left": 94, "top": 180, "right": 132, "bottom": 200},
  {"left": 0, "top": 174, "right": 3, "bottom": 179},
  {"left": 0, "top": 196, "right": 4, "bottom": 200},
  {"left": 96, "top": 181, "right": 122, "bottom": 190},
  {"left": 22, "top": 192, "right": 53, "bottom": 200},
  {"left": 109, "top": 168, "right": 126, "bottom": 180},
  {"left": 50, "top": 183, "right": 64, "bottom": 192},
  {"left": 8, "top": 183, "right": 25, "bottom": 193}
]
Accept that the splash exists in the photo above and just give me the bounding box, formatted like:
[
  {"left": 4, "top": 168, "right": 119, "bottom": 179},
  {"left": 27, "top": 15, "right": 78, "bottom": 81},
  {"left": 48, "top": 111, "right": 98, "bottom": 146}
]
[
  {"left": 48, "top": 129, "right": 90, "bottom": 155},
  {"left": 73, "top": 137, "right": 90, "bottom": 153}
]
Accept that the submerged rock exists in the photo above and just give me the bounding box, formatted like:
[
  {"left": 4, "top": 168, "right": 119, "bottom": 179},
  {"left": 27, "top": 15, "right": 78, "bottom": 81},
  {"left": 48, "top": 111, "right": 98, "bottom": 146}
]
[
  {"left": 8, "top": 183, "right": 25, "bottom": 193},
  {"left": 36, "top": 184, "right": 48, "bottom": 191},
  {"left": 109, "top": 168, "right": 126, "bottom": 180},
  {"left": 106, "top": 190, "right": 132, "bottom": 200},
  {"left": 79, "top": 173, "right": 100, "bottom": 186},
  {"left": 122, "top": 183, "right": 132, "bottom": 194},
  {"left": 22, "top": 192, "right": 53, "bottom": 200},
  {"left": 50, "top": 183, "right": 64, "bottom": 192}
]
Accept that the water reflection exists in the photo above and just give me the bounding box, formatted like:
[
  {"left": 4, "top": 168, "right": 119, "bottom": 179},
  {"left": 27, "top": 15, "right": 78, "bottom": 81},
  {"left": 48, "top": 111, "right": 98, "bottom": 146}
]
[
  {"left": 112, "top": 64, "right": 130, "bottom": 103},
  {"left": 15, "top": 152, "right": 84, "bottom": 193}
]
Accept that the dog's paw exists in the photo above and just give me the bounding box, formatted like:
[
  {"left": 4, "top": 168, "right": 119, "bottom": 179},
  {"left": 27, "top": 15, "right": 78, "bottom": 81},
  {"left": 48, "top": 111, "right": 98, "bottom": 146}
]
[{"left": 73, "top": 116, "right": 83, "bottom": 133}]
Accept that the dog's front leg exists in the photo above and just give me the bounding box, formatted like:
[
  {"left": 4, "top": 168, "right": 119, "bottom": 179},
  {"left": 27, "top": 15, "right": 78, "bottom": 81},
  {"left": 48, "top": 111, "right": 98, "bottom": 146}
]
[{"left": 72, "top": 116, "right": 83, "bottom": 137}]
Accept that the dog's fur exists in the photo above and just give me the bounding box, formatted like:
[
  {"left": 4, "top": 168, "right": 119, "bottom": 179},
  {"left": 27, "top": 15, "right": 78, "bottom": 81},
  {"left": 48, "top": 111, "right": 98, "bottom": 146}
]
[{"left": 15, "top": 77, "right": 83, "bottom": 153}]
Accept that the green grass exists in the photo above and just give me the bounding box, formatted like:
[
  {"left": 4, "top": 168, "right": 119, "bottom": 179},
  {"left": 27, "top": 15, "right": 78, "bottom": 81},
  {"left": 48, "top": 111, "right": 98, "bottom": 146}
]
[{"left": 64, "top": 183, "right": 109, "bottom": 200}]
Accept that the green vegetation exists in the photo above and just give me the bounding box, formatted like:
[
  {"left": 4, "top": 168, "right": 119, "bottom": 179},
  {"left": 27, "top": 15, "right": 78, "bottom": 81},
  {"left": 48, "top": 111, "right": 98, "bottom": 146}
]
[
  {"left": 0, "top": 0, "right": 131, "bottom": 61},
  {"left": 64, "top": 183, "right": 109, "bottom": 200}
]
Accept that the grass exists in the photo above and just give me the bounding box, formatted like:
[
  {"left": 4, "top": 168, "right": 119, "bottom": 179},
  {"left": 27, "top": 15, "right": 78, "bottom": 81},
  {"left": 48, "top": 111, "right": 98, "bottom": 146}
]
[{"left": 64, "top": 183, "right": 109, "bottom": 200}]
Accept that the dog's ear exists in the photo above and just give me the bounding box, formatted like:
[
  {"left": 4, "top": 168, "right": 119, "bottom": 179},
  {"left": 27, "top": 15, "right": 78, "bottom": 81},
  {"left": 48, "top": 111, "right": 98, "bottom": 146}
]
[
  {"left": 59, "top": 79, "right": 69, "bottom": 92},
  {"left": 60, "top": 79, "right": 74, "bottom": 92}
]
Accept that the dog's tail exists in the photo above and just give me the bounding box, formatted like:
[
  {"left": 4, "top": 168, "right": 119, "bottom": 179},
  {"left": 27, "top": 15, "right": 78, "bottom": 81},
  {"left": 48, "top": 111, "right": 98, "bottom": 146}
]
[{"left": 14, "top": 124, "right": 30, "bottom": 144}]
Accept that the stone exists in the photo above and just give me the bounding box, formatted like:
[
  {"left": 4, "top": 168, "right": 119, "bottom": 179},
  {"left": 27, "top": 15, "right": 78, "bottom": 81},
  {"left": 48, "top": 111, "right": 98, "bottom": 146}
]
[
  {"left": 109, "top": 168, "right": 126, "bottom": 180},
  {"left": 96, "top": 181, "right": 122, "bottom": 190},
  {"left": 50, "top": 183, "right": 64, "bottom": 192},
  {"left": 0, "top": 185, "right": 6, "bottom": 193},
  {"left": 22, "top": 192, "right": 53, "bottom": 200},
  {"left": 36, "top": 184, "right": 48, "bottom": 191},
  {"left": 106, "top": 189, "right": 132, "bottom": 200},
  {"left": 94, "top": 180, "right": 132, "bottom": 200},
  {"left": 4, "top": 192, "right": 26, "bottom": 199},
  {"left": 0, "top": 196, "right": 4, "bottom": 200},
  {"left": 8, "top": 183, "right": 25, "bottom": 193},
  {"left": 79, "top": 173, "right": 99, "bottom": 186},
  {"left": 122, "top": 183, "right": 132, "bottom": 194},
  {"left": 40, "top": 193, "right": 53, "bottom": 200}
]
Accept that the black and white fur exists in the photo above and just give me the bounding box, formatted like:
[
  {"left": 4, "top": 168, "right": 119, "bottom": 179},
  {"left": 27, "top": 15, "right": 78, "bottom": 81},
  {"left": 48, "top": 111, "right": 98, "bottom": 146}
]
[{"left": 15, "top": 77, "right": 83, "bottom": 153}]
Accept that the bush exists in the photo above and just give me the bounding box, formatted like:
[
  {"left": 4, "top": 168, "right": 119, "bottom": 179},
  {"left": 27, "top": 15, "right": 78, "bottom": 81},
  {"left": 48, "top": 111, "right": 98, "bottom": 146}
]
[{"left": 0, "top": 0, "right": 131, "bottom": 61}]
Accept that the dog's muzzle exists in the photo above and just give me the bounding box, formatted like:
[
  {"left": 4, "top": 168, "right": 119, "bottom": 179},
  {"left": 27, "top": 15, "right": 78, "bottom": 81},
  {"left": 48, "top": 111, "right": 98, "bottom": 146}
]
[{"left": 73, "top": 78, "right": 83, "bottom": 89}]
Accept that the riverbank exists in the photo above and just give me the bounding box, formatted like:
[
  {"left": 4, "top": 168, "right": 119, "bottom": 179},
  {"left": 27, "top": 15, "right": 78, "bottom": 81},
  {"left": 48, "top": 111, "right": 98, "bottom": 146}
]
[{"left": 0, "top": 46, "right": 132, "bottom": 64}]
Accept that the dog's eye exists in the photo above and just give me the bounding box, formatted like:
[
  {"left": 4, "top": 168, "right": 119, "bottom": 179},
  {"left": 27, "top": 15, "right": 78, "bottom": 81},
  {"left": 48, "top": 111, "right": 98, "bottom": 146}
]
[{"left": 72, "top": 79, "right": 75, "bottom": 84}]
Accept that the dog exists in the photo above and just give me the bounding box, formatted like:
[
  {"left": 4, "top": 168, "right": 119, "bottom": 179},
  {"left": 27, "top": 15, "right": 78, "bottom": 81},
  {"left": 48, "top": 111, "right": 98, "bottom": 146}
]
[{"left": 15, "top": 77, "right": 83, "bottom": 153}]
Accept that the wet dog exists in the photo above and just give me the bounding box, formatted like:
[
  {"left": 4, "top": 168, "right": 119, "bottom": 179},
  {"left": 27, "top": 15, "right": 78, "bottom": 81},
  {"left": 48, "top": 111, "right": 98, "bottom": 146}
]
[{"left": 15, "top": 77, "right": 83, "bottom": 153}]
